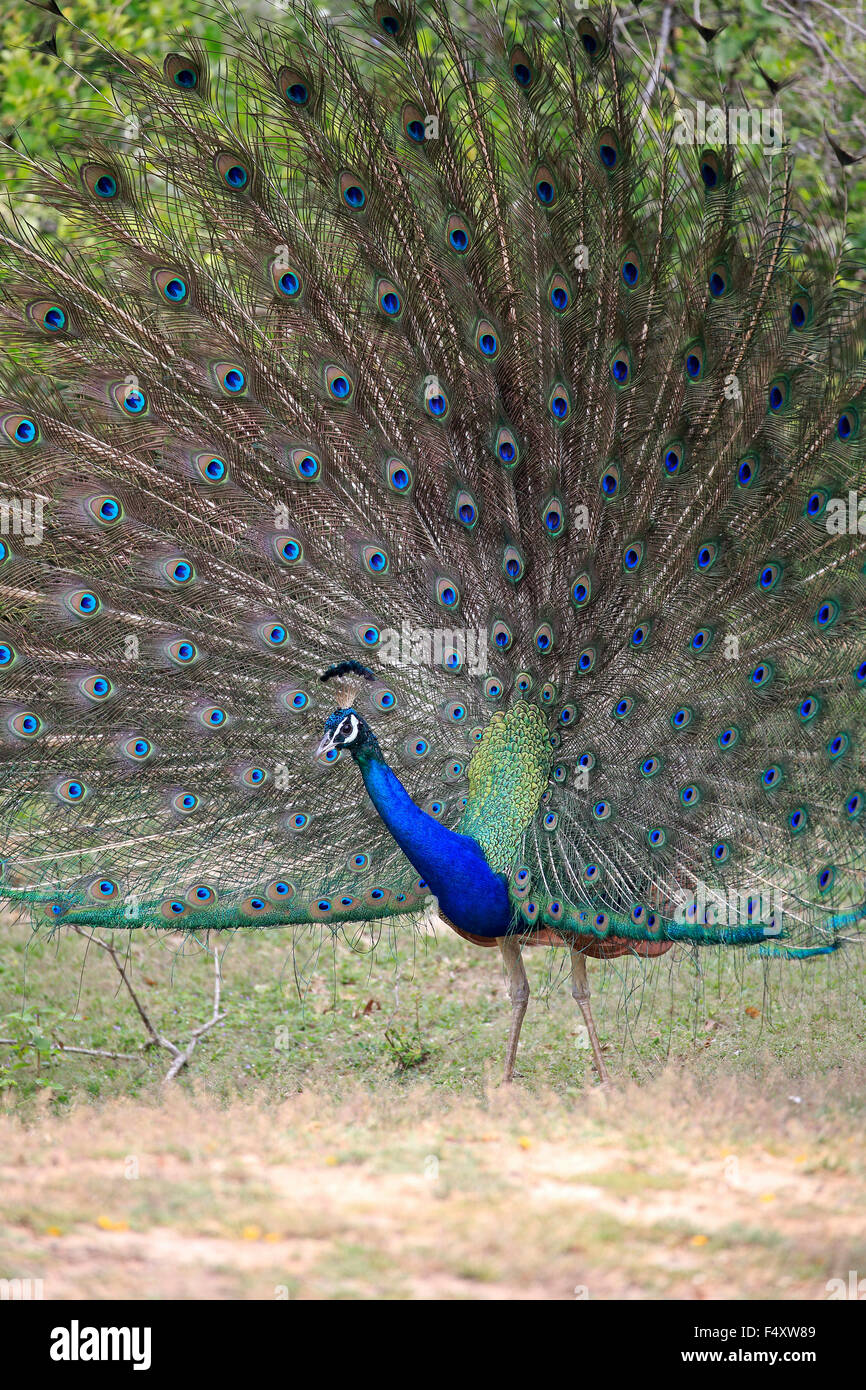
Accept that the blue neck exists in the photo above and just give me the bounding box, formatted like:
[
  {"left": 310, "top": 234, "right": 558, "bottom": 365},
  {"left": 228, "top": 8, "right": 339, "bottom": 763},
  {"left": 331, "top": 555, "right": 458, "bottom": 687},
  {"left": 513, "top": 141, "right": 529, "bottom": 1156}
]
[{"left": 354, "top": 745, "right": 511, "bottom": 938}]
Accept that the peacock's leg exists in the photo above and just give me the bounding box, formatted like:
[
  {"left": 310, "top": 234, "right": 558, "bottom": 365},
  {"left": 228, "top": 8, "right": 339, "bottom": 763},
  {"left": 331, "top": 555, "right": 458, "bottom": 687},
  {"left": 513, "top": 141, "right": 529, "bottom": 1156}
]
[
  {"left": 570, "top": 949, "right": 609, "bottom": 1084},
  {"left": 498, "top": 935, "right": 530, "bottom": 1084}
]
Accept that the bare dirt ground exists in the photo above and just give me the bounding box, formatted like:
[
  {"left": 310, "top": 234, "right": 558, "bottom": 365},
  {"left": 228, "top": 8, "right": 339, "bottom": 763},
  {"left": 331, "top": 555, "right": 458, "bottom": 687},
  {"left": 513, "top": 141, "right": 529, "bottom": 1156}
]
[{"left": 2, "top": 1065, "right": 864, "bottom": 1300}]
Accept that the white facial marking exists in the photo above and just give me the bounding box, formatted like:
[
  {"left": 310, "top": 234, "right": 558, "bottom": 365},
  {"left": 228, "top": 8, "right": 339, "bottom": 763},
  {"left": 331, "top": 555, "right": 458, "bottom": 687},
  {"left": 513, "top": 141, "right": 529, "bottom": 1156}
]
[{"left": 341, "top": 713, "right": 360, "bottom": 744}]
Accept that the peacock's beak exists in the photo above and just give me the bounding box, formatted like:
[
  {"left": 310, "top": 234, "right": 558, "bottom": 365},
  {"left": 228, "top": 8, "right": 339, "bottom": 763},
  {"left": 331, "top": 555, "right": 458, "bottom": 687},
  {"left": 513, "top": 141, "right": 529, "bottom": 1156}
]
[{"left": 316, "top": 729, "right": 338, "bottom": 758}]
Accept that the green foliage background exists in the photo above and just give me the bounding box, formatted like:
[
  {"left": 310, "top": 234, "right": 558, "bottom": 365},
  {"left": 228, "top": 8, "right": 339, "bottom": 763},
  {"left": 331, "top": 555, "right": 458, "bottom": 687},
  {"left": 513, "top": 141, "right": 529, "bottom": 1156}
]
[{"left": 2, "top": 1, "right": 865, "bottom": 249}]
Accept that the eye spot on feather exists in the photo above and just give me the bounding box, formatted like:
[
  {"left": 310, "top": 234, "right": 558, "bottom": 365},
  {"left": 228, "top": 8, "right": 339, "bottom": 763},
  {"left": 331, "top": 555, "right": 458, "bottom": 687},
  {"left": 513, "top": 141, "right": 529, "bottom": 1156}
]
[
  {"left": 814, "top": 598, "right": 839, "bottom": 629},
  {"left": 164, "top": 54, "right": 201, "bottom": 90},
  {"left": 790, "top": 295, "right": 812, "bottom": 330},
  {"left": 424, "top": 384, "right": 450, "bottom": 419},
  {"left": 804, "top": 488, "right": 828, "bottom": 520},
  {"left": 670, "top": 706, "right": 693, "bottom": 730},
  {"left": 475, "top": 320, "right": 500, "bottom": 359},
  {"left": 578, "top": 17, "right": 607, "bottom": 59},
  {"left": 1, "top": 413, "right": 39, "bottom": 446},
  {"left": 503, "top": 546, "right": 524, "bottom": 581},
  {"left": 695, "top": 539, "right": 719, "bottom": 572},
  {"left": 599, "top": 463, "right": 621, "bottom": 498},
  {"left": 817, "top": 866, "right": 835, "bottom": 893},
  {"left": 171, "top": 791, "right": 199, "bottom": 814},
  {"left": 167, "top": 639, "right": 198, "bottom": 666},
  {"left": 199, "top": 706, "right": 227, "bottom": 728},
  {"left": 436, "top": 577, "right": 460, "bottom": 608},
  {"left": 241, "top": 766, "right": 268, "bottom": 788},
  {"left": 27, "top": 299, "right": 68, "bottom": 333},
  {"left": 274, "top": 535, "right": 303, "bottom": 565},
  {"left": 510, "top": 47, "right": 534, "bottom": 88},
  {"left": 708, "top": 262, "right": 731, "bottom": 298},
  {"left": 827, "top": 732, "right": 849, "bottom": 760},
  {"left": 549, "top": 274, "right": 571, "bottom": 312},
  {"left": 88, "top": 877, "right": 119, "bottom": 901},
  {"left": 79, "top": 674, "right": 113, "bottom": 702},
  {"left": 837, "top": 407, "right": 859, "bottom": 441},
  {"left": 360, "top": 545, "right": 388, "bottom": 576},
  {"left": 571, "top": 573, "right": 592, "bottom": 608},
  {"left": 279, "top": 67, "right": 312, "bottom": 107},
  {"left": 679, "top": 783, "right": 701, "bottom": 807},
  {"left": 455, "top": 490, "right": 477, "bottom": 527},
  {"left": 767, "top": 376, "right": 791, "bottom": 413},
  {"left": 684, "top": 342, "right": 705, "bottom": 381},
  {"left": 699, "top": 150, "right": 723, "bottom": 190},
  {"left": 81, "top": 164, "right": 119, "bottom": 199},
  {"left": 193, "top": 454, "right": 228, "bottom": 484},
  {"left": 401, "top": 102, "right": 427, "bottom": 142},
  {"left": 491, "top": 621, "right": 512, "bottom": 650},
  {"left": 622, "top": 540, "right": 644, "bottom": 572},
  {"left": 736, "top": 454, "right": 759, "bottom": 487},
  {"left": 162, "top": 557, "right": 195, "bottom": 586},
  {"left": 663, "top": 440, "right": 685, "bottom": 476},
  {"left": 548, "top": 384, "right": 571, "bottom": 421},
  {"left": 122, "top": 736, "right": 153, "bottom": 761},
  {"left": 376, "top": 277, "right": 403, "bottom": 318},
  {"left": 154, "top": 268, "right": 190, "bottom": 304},
  {"left": 647, "top": 827, "right": 666, "bottom": 849},
  {"left": 85, "top": 494, "right": 124, "bottom": 527},
  {"left": 717, "top": 725, "right": 740, "bottom": 750},
  {"left": 595, "top": 128, "right": 621, "bottom": 170},
  {"left": 266, "top": 879, "right": 295, "bottom": 904},
  {"left": 610, "top": 347, "right": 631, "bottom": 387},
  {"left": 494, "top": 426, "right": 519, "bottom": 465},
  {"left": 534, "top": 165, "right": 557, "bottom": 206},
  {"left": 9, "top": 711, "right": 41, "bottom": 739},
  {"left": 761, "top": 765, "right": 783, "bottom": 790},
  {"left": 631, "top": 621, "right": 651, "bottom": 649},
  {"left": 711, "top": 841, "right": 731, "bottom": 864},
  {"left": 64, "top": 589, "right": 102, "bottom": 619},
  {"left": 788, "top": 807, "right": 808, "bottom": 834},
  {"left": 215, "top": 152, "right": 251, "bottom": 190},
  {"left": 279, "top": 687, "right": 308, "bottom": 711},
  {"left": 445, "top": 214, "right": 472, "bottom": 253},
  {"left": 0, "top": 641, "right": 17, "bottom": 669},
  {"left": 845, "top": 791, "right": 863, "bottom": 819},
  {"left": 375, "top": 3, "right": 406, "bottom": 39},
  {"left": 750, "top": 661, "right": 774, "bottom": 689}
]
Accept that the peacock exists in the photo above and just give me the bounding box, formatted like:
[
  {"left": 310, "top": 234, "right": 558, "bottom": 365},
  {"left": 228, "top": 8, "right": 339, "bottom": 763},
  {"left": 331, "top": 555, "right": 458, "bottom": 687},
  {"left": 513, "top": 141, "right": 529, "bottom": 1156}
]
[{"left": 1, "top": 0, "right": 865, "bottom": 1086}]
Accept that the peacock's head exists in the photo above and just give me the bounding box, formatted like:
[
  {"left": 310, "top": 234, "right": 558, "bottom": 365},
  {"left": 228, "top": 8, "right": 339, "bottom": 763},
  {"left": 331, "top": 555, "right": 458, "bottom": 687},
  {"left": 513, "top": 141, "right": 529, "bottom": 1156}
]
[
  {"left": 316, "top": 706, "right": 371, "bottom": 758},
  {"left": 317, "top": 660, "right": 377, "bottom": 759}
]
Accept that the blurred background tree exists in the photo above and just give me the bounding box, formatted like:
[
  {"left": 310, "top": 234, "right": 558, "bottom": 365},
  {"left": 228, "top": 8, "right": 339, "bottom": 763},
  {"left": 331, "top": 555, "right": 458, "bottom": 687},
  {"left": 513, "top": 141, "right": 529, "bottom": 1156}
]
[{"left": 2, "top": 2, "right": 864, "bottom": 246}]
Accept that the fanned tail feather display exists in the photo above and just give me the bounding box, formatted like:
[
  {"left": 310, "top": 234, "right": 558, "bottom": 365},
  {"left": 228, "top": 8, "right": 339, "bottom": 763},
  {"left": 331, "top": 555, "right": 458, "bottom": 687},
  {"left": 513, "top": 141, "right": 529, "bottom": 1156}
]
[{"left": 0, "top": 0, "right": 864, "bottom": 965}]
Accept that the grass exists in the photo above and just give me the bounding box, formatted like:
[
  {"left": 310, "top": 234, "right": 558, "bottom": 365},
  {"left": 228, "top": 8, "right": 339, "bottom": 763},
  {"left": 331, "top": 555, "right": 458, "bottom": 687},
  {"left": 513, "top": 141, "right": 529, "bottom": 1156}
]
[{"left": 0, "top": 914, "right": 864, "bottom": 1298}]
